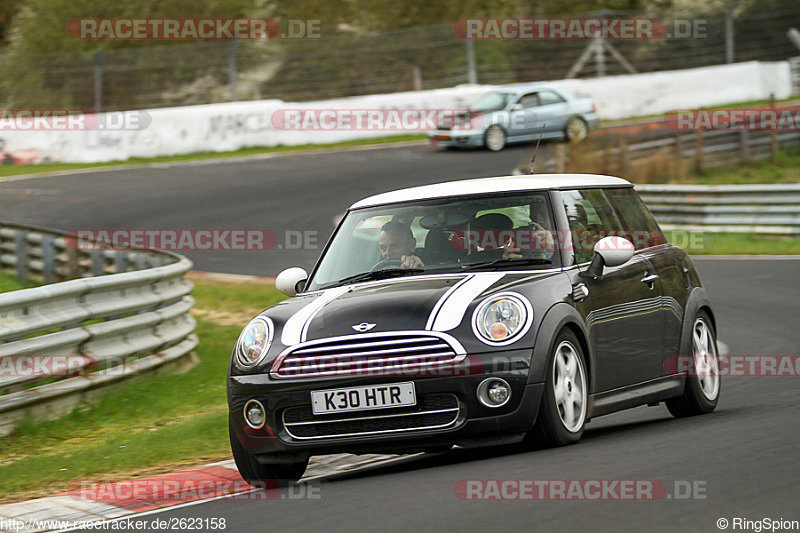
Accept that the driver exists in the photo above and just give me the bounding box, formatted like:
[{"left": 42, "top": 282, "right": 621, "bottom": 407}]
[
  {"left": 502, "top": 196, "right": 556, "bottom": 260},
  {"left": 378, "top": 221, "right": 425, "bottom": 269}
]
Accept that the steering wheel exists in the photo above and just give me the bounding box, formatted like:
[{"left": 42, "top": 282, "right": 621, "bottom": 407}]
[{"left": 371, "top": 258, "right": 403, "bottom": 271}]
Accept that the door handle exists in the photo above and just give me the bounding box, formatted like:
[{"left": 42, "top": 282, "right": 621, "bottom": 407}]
[{"left": 641, "top": 272, "right": 659, "bottom": 286}]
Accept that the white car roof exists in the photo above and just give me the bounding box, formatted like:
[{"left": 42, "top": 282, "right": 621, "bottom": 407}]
[{"left": 350, "top": 174, "right": 632, "bottom": 209}]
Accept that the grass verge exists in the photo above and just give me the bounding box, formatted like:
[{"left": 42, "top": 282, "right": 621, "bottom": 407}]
[
  {"left": 0, "top": 272, "right": 41, "bottom": 293},
  {"left": 666, "top": 231, "right": 800, "bottom": 255},
  {"left": 0, "top": 275, "right": 285, "bottom": 503}
]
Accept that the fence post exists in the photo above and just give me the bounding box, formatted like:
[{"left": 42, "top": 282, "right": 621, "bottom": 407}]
[
  {"left": 90, "top": 249, "right": 105, "bottom": 276},
  {"left": 695, "top": 128, "right": 704, "bottom": 172},
  {"left": 674, "top": 131, "right": 683, "bottom": 159},
  {"left": 41, "top": 235, "right": 55, "bottom": 284},
  {"left": 739, "top": 129, "right": 749, "bottom": 160},
  {"left": 725, "top": 3, "right": 736, "bottom": 64},
  {"left": 770, "top": 93, "right": 778, "bottom": 161},
  {"left": 413, "top": 66, "right": 422, "bottom": 91},
  {"left": 228, "top": 40, "right": 241, "bottom": 101},
  {"left": 15, "top": 231, "right": 28, "bottom": 282},
  {"left": 619, "top": 138, "right": 629, "bottom": 176},
  {"left": 555, "top": 143, "right": 567, "bottom": 172},
  {"left": 466, "top": 39, "right": 477, "bottom": 84},
  {"left": 93, "top": 51, "right": 103, "bottom": 114}
]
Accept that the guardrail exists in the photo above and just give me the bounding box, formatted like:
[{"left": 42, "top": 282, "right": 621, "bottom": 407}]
[
  {"left": 0, "top": 222, "right": 197, "bottom": 436},
  {"left": 635, "top": 184, "right": 800, "bottom": 234}
]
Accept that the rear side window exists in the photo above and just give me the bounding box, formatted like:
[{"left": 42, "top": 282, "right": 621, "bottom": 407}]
[
  {"left": 538, "top": 90, "right": 566, "bottom": 105},
  {"left": 603, "top": 188, "right": 666, "bottom": 250},
  {"left": 561, "top": 189, "right": 624, "bottom": 263}
]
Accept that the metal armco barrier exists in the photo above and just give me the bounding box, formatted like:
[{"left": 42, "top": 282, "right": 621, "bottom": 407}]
[
  {"left": 0, "top": 222, "right": 197, "bottom": 435},
  {"left": 635, "top": 184, "right": 800, "bottom": 234}
]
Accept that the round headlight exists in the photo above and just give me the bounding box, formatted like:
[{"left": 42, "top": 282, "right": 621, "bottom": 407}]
[
  {"left": 235, "top": 317, "right": 273, "bottom": 369},
  {"left": 472, "top": 292, "right": 533, "bottom": 346}
]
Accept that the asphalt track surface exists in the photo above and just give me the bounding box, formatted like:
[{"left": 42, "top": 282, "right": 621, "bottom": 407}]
[{"left": 1, "top": 143, "right": 799, "bottom": 532}]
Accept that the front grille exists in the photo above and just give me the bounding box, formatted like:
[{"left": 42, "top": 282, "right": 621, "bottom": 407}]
[
  {"left": 282, "top": 393, "right": 460, "bottom": 440},
  {"left": 271, "top": 332, "right": 465, "bottom": 379}
]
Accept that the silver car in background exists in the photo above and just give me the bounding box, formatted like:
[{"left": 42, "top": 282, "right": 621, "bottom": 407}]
[{"left": 429, "top": 86, "right": 599, "bottom": 151}]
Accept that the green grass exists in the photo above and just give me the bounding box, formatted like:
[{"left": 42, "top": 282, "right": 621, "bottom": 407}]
[
  {"left": 683, "top": 147, "right": 800, "bottom": 185},
  {"left": 0, "top": 134, "right": 428, "bottom": 179},
  {"left": 0, "top": 276, "right": 286, "bottom": 502},
  {"left": 0, "top": 272, "right": 41, "bottom": 293},
  {"left": 666, "top": 231, "right": 800, "bottom": 255}
]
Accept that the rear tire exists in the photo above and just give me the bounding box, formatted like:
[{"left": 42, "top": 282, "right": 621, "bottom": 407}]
[
  {"left": 666, "top": 311, "right": 720, "bottom": 417},
  {"left": 229, "top": 416, "right": 307, "bottom": 487},
  {"left": 526, "top": 329, "right": 588, "bottom": 448},
  {"left": 565, "top": 117, "right": 588, "bottom": 143}
]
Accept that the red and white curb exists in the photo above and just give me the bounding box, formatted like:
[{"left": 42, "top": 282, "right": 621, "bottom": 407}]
[{"left": 0, "top": 454, "right": 408, "bottom": 532}]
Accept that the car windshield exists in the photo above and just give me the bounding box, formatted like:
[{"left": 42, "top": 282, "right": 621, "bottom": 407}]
[
  {"left": 472, "top": 92, "right": 515, "bottom": 112},
  {"left": 306, "top": 192, "right": 560, "bottom": 290}
]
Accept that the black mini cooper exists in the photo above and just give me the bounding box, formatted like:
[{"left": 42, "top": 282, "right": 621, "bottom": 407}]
[{"left": 227, "top": 174, "right": 721, "bottom": 484}]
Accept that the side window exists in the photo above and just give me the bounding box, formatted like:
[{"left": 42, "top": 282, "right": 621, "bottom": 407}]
[
  {"left": 538, "top": 90, "right": 566, "bottom": 106},
  {"left": 603, "top": 188, "right": 666, "bottom": 250},
  {"left": 561, "top": 189, "right": 624, "bottom": 263},
  {"left": 517, "top": 93, "right": 539, "bottom": 108}
]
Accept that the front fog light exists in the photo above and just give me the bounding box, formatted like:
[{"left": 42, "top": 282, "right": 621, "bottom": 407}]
[
  {"left": 477, "top": 378, "right": 511, "bottom": 408},
  {"left": 244, "top": 400, "right": 266, "bottom": 429}
]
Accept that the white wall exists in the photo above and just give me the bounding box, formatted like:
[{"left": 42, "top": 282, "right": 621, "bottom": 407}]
[{"left": 0, "top": 60, "right": 791, "bottom": 163}]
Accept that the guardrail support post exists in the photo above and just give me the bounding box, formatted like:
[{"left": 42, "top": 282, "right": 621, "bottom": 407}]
[
  {"left": 41, "top": 235, "right": 55, "bottom": 284},
  {"left": 14, "top": 232, "right": 28, "bottom": 282},
  {"left": 114, "top": 251, "right": 129, "bottom": 273},
  {"left": 674, "top": 131, "right": 684, "bottom": 159},
  {"left": 90, "top": 249, "right": 105, "bottom": 276}
]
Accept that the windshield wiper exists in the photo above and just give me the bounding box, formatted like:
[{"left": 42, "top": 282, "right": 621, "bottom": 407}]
[
  {"left": 460, "top": 258, "right": 552, "bottom": 271},
  {"left": 326, "top": 268, "right": 426, "bottom": 288}
]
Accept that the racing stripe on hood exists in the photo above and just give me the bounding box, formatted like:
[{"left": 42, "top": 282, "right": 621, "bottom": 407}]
[
  {"left": 427, "top": 272, "right": 506, "bottom": 332},
  {"left": 280, "top": 286, "right": 351, "bottom": 346}
]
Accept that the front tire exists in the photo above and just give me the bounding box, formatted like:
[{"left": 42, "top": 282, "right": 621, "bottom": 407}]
[
  {"left": 229, "top": 417, "right": 308, "bottom": 486},
  {"left": 527, "top": 329, "right": 588, "bottom": 447},
  {"left": 484, "top": 125, "right": 507, "bottom": 151},
  {"left": 666, "top": 311, "right": 720, "bottom": 417}
]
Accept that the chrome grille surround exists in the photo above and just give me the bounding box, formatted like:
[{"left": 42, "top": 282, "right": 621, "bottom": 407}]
[{"left": 271, "top": 331, "right": 467, "bottom": 379}]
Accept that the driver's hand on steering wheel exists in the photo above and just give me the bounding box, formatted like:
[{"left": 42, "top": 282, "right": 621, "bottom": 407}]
[
  {"left": 400, "top": 255, "right": 424, "bottom": 268},
  {"left": 502, "top": 236, "right": 523, "bottom": 260}
]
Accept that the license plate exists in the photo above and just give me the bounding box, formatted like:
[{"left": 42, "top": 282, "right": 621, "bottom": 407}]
[
  {"left": 311, "top": 382, "right": 416, "bottom": 415},
  {"left": 436, "top": 134, "right": 450, "bottom": 140}
]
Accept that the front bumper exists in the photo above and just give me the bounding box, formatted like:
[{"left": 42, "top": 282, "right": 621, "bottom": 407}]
[
  {"left": 229, "top": 349, "right": 544, "bottom": 458},
  {"left": 428, "top": 130, "right": 484, "bottom": 148}
]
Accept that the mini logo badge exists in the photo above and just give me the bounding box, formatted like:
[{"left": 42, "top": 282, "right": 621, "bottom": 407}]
[{"left": 352, "top": 322, "right": 376, "bottom": 332}]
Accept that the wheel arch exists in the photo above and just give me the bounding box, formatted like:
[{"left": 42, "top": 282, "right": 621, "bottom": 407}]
[{"left": 528, "top": 302, "right": 595, "bottom": 396}]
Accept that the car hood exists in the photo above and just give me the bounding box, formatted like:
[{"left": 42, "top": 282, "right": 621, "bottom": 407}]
[{"left": 269, "top": 273, "right": 511, "bottom": 347}]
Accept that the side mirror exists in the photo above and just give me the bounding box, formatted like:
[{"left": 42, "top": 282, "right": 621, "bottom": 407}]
[
  {"left": 275, "top": 267, "right": 308, "bottom": 297},
  {"left": 579, "top": 236, "right": 634, "bottom": 280}
]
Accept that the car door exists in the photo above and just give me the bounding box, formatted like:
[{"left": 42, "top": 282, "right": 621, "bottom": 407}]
[
  {"left": 603, "top": 188, "right": 686, "bottom": 377},
  {"left": 560, "top": 188, "right": 667, "bottom": 393},
  {"left": 534, "top": 90, "right": 569, "bottom": 135},
  {"left": 508, "top": 92, "right": 540, "bottom": 137}
]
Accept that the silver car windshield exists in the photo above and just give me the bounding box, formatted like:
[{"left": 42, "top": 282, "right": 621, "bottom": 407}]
[{"left": 307, "top": 192, "right": 560, "bottom": 290}]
